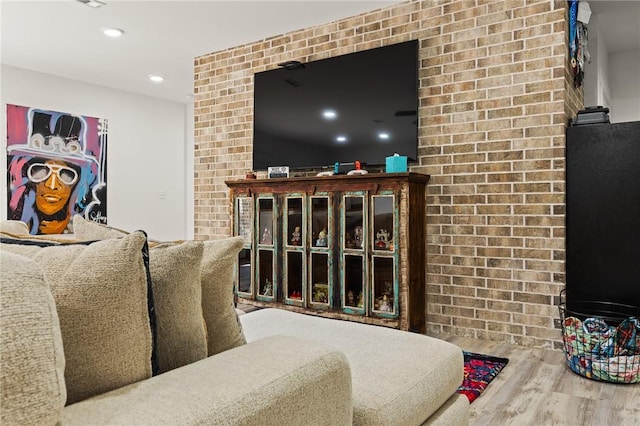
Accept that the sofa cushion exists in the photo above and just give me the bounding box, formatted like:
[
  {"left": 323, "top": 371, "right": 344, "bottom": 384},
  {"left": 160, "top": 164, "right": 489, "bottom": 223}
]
[
  {"left": 0, "top": 232, "right": 153, "bottom": 404},
  {"left": 73, "top": 214, "right": 246, "bottom": 356},
  {"left": 422, "top": 394, "right": 470, "bottom": 426},
  {"left": 147, "top": 242, "right": 208, "bottom": 373},
  {"left": 0, "top": 251, "right": 67, "bottom": 425},
  {"left": 241, "top": 308, "right": 466, "bottom": 426},
  {"left": 60, "top": 336, "right": 353, "bottom": 426}
]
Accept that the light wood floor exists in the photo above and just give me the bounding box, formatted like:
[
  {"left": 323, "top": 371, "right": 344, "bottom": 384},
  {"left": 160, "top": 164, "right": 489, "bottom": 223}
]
[{"left": 436, "top": 334, "right": 640, "bottom": 426}]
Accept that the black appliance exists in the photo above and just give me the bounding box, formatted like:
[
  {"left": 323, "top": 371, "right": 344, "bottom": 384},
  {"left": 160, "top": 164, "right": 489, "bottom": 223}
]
[
  {"left": 565, "top": 120, "right": 640, "bottom": 309},
  {"left": 252, "top": 40, "right": 419, "bottom": 171}
]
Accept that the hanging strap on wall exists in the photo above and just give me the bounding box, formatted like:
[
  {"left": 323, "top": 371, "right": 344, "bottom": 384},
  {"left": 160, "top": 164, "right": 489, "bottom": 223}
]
[
  {"left": 569, "top": 0, "right": 579, "bottom": 71},
  {"left": 569, "top": 0, "right": 591, "bottom": 89}
]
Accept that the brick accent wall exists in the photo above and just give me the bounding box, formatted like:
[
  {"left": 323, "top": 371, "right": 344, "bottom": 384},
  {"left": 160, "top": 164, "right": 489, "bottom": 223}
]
[{"left": 194, "top": 0, "right": 583, "bottom": 349}]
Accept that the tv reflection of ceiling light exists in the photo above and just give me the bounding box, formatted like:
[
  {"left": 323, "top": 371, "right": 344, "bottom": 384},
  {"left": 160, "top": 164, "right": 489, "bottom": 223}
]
[
  {"left": 102, "top": 28, "right": 124, "bottom": 38},
  {"left": 336, "top": 135, "right": 347, "bottom": 143},
  {"left": 378, "top": 132, "right": 390, "bottom": 140},
  {"left": 322, "top": 110, "right": 337, "bottom": 119}
]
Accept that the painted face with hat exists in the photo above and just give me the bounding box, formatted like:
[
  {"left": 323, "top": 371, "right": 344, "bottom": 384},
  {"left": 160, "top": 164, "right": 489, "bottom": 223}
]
[
  {"left": 7, "top": 107, "right": 102, "bottom": 234},
  {"left": 27, "top": 159, "right": 80, "bottom": 233}
]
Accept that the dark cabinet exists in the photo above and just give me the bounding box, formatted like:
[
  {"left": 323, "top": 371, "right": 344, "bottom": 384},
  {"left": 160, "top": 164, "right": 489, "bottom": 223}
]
[{"left": 566, "top": 121, "right": 640, "bottom": 307}]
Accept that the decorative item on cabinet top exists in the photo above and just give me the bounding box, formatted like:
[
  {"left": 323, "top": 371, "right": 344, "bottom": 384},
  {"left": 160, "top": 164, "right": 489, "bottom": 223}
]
[{"left": 225, "top": 172, "right": 429, "bottom": 332}]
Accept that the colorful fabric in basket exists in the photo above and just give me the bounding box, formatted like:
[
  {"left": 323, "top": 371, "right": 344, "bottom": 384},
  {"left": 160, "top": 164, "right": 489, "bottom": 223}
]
[
  {"left": 562, "top": 316, "right": 639, "bottom": 383},
  {"left": 592, "top": 355, "right": 640, "bottom": 383}
]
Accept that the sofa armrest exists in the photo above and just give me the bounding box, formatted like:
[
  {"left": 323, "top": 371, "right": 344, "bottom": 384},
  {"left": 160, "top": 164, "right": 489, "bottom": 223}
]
[{"left": 60, "top": 335, "right": 352, "bottom": 426}]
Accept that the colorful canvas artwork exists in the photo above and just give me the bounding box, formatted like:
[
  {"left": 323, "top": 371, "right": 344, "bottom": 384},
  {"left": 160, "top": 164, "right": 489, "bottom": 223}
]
[{"left": 6, "top": 104, "right": 107, "bottom": 234}]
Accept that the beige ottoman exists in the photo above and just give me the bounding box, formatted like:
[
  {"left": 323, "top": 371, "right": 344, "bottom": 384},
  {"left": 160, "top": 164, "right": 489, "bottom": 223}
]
[{"left": 240, "top": 308, "right": 469, "bottom": 426}]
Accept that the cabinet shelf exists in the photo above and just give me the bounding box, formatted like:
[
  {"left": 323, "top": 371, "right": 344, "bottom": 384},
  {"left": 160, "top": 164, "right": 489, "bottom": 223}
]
[{"left": 226, "top": 172, "right": 429, "bottom": 332}]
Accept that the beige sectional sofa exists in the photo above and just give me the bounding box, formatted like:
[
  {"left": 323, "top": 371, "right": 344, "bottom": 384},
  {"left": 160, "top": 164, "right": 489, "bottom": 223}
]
[{"left": 0, "top": 217, "right": 468, "bottom": 425}]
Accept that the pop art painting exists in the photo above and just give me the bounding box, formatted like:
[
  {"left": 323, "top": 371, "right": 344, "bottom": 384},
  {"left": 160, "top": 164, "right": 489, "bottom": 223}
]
[{"left": 6, "top": 104, "right": 107, "bottom": 234}]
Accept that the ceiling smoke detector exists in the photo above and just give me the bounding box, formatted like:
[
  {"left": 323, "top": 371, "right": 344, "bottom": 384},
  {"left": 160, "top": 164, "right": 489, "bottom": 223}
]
[{"left": 77, "top": 0, "right": 106, "bottom": 9}]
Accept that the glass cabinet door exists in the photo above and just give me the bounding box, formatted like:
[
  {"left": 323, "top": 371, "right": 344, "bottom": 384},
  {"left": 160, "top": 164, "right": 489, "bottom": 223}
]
[
  {"left": 256, "top": 196, "right": 277, "bottom": 301},
  {"left": 370, "top": 192, "right": 398, "bottom": 318},
  {"left": 310, "top": 196, "right": 331, "bottom": 248},
  {"left": 309, "top": 194, "right": 332, "bottom": 309},
  {"left": 285, "top": 196, "right": 305, "bottom": 249},
  {"left": 342, "top": 194, "right": 365, "bottom": 251},
  {"left": 286, "top": 251, "right": 304, "bottom": 302},
  {"left": 234, "top": 197, "right": 253, "bottom": 298},
  {"left": 237, "top": 248, "right": 252, "bottom": 296},
  {"left": 372, "top": 194, "right": 394, "bottom": 252},
  {"left": 257, "top": 249, "right": 275, "bottom": 300},
  {"left": 284, "top": 195, "right": 305, "bottom": 305},
  {"left": 342, "top": 254, "right": 366, "bottom": 313},
  {"left": 341, "top": 193, "right": 367, "bottom": 314},
  {"left": 310, "top": 252, "right": 331, "bottom": 307},
  {"left": 257, "top": 197, "right": 274, "bottom": 247},
  {"left": 371, "top": 256, "right": 396, "bottom": 316}
]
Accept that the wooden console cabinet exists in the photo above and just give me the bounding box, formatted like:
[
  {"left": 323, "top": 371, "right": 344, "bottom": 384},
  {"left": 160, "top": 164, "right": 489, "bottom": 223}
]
[{"left": 226, "top": 173, "right": 429, "bottom": 332}]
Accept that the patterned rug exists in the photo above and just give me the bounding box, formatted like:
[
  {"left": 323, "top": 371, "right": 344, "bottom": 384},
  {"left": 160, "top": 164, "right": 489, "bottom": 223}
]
[{"left": 457, "top": 351, "right": 509, "bottom": 403}]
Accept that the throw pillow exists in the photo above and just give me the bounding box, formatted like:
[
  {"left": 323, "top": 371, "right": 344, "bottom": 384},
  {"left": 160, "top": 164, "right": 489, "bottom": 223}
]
[
  {"left": 201, "top": 236, "right": 246, "bottom": 355},
  {"left": 0, "top": 220, "right": 30, "bottom": 235},
  {"left": 74, "top": 215, "right": 211, "bottom": 372},
  {"left": 72, "top": 216, "right": 210, "bottom": 371},
  {"left": 147, "top": 242, "right": 208, "bottom": 373},
  {"left": 72, "top": 215, "right": 129, "bottom": 239},
  {"left": 72, "top": 214, "right": 247, "bottom": 356},
  {"left": 0, "top": 251, "right": 67, "bottom": 425},
  {"left": 0, "top": 232, "right": 153, "bottom": 404},
  {"left": 0, "top": 230, "right": 81, "bottom": 243}
]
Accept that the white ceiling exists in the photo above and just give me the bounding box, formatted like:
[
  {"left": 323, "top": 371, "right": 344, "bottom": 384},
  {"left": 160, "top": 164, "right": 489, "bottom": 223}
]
[
  {"left": 1, "top": 0, "right": 638, "bottom": 105},
  {"left": 0, "top": 0, "right": 403, "bottom": 103}
]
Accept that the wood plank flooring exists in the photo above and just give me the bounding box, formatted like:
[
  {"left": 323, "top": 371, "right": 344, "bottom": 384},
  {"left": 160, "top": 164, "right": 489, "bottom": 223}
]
[{"left": 437, "top": 334, "right": 640, "bottom": 426}]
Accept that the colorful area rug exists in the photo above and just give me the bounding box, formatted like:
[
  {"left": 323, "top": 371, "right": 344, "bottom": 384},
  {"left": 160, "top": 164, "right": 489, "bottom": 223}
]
[{"left": 457, "top": 351, "right": 509, "bottom": 403}]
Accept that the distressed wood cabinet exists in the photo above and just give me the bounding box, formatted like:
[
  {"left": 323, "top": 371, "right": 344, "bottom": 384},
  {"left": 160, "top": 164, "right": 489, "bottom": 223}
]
[{"left": 226, "top": 172, "right": 429, "bottom": 332}]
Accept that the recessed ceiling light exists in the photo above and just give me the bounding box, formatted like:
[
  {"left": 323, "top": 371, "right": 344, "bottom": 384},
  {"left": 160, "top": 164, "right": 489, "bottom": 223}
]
[
  {"left": 336, "top": 135, "right": 347, "bottom": 143},
  {"left": 378, "top": 132, "right": 390, "bottom": 140},
  {"left": 148, "top": 75, "right": 165, "bottom": 83},
  {"left": 77, "top": 0, "right": 106, "bottom": 9},
  {"left": 102, "top": 28, "right": 124, "bottom": 38}
]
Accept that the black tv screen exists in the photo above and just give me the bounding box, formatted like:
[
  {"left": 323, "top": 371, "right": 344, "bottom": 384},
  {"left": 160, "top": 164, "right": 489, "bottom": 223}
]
[{"left": 253, "top": 40, "right": 419, "bottom": 171}]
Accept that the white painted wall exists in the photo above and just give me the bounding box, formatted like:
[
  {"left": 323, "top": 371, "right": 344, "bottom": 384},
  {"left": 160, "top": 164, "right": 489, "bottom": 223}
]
[
  {"left": 583, "top": 15, "right": 610, "bottom": 109},
  {"left": 583, "top": 14, "right": 639, "bottom": 124},
  {"left": 1, "top": 65, "right": 194, "bottom": 240},
  {"left": 608, "top": 49, "right": 640, "bottom": 123}
]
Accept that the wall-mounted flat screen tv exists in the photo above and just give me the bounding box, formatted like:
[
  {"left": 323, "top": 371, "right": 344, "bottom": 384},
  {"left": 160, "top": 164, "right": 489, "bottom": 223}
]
[{"left": 253, "top": 40, "right": 419, "bottom": 171}]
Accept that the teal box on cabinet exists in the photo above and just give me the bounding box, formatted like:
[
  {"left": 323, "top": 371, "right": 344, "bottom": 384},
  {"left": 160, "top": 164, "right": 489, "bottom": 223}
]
[{"left": 385, "top": 154, "right": 407, "bottom": 173}]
